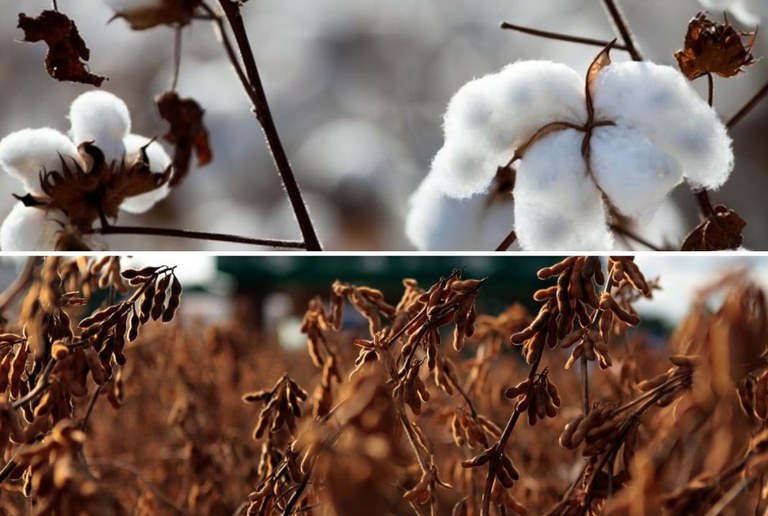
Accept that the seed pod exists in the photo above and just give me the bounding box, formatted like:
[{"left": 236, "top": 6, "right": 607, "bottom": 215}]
[
  {"left": 505, "top": 381, "right": 531, "bottom": 400},
  {"left": 669, "top": 355, "right": 698, "bottom": 368},
  {"left": 78, "top": 304, "right": 121, "bottom": 329},
  {"left": 755, "top": 373, "right": 768, "bottom": 420},
  {"left": 533, "top": 286, "right": 558, "bottom": 301},
  {"left": 461, "top": 446, "right": 495, "bottom": 468},
  {"left": 121, "top": 266, "right": 160, "bottom": 280},
  {"left": 637, "top": 371, "right": 671, "bottom": 392},
  {"left": 537, "top": 257, "right": 578, "bottom": 279},
  {"left": 139, "top": 287, "right": 154, "bottom": 324},
  {"left": 403, "top": 471, "right": 430, "bottom": 502},
  {"left": 559, "top": 414, "right": 584, "bottom": 448},
  {"left": 499, "top": 453, "right": 520, "bottom": 481},
  {"left": 151, "top": 274, "right": 171, "bottom": 321},
  {"left": 546, "top": 378, "right": 561, "bottom": 407}
]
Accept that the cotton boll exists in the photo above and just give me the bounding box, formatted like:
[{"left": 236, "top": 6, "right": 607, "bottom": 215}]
[
  {"left": 119, "top": 134, "right": 171, "bottom": 214},
  {"left": 0, "top": 128, "right": 82, "bottom": 195},
  {"left": 69, "top": 91, "right": 131, "bottom": 166},
  {"left": 485, "top": 61, "right": 587, "bottom": 152},
  {"left": 0, "top": 204, "right": 65, "bottom": 251},
  {"left": 514, "top": 193, "right": 613, "bottom": 251},
  {"left": 430, "top": 140, "right": 500, "bottom": 198},
  {"left": 405, "top": 172, "right": 516, "bottom": 251},
  {"left": 443, "top": 75, "right": 498, "bottom": 149},
  {"left": 515, "top": 129, "right": 593, "bottom": 212},
  {"left": 590, "top": 126, "right": 683, "bottom": 218},
  {"left": 592, "top": 62, "right": 733, "bottom": 190}
]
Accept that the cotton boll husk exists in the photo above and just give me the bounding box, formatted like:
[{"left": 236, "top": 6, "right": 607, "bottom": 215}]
[
  {"left": 405, "top": 172, "right": 517, "bottom": 251},
  {"left": 119, "top": 134, "right": 171, "bottom": 214},
  {"left": 514, "top": 194, "right": 614, "bottom": 251},
  {"left": 515, "top": 129, "right": 593, "bottom": 212},
  {"left": 0, "top": 128, "right": 82, "bottom": 195},
  {"left": 69, "top": 91, "right": 131, "bottom": 166},
  {"left": 484, "top": 61, "right": 587, "bottom": 152},
  {"left": 0, "top": 204, "right": 65, "bottom": 251},
  {"left": 592, "top": 61, "right": 733, "bottom": 190},
  {"left": 590, "top": 126, "right": 683, "bottom": 218}
]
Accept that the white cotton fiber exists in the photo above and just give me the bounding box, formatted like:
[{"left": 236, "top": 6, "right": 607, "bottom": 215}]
[
  {"left": 405, "top": 172, "right": 517, "bottom": 251},
  {"left": 0, "top": 204, "right": 65, "bottom": 251},
  {"left": 590, "top": 126, "right": 683, "bottom": 218},
  {"left": 118, "top": 134, "right": 171, "bottom": 214},
  {"left": 592, "top": 61, "right": 733, "bottom": 190},
  {"left": 429, "top": 141, "right": 500, "bottom": 199},
  {"left": 515, "top": 129, "right": 591, "bottom": 212},
  {"left": 484, "top": 61, "right": 587, "bottom": 152},
  {"left": 69, "top": 91, "right": 131, "bottom": 166},
  {"left": 514, "top": 191, "right": 614, "bottom": 251},
  {"left": 0, "top": 128, "right": 82, "bottom": 195}
]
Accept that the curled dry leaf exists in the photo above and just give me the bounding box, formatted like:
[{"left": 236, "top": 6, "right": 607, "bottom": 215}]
[
  {"left": 156, "top": 91, "right": 213, "bottom": 187},
  {"left": 675, "top": 12, "right": 757, "bottom": 81},
  {"left": 681, "top": 204, "right": 746, "bottom": 251},
  {"left": 17, "top": 10, "right": 106, "bottom": 86}
]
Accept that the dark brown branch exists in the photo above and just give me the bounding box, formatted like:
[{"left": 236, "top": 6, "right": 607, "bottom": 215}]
[
  {"left": 11, "top": 359, "right": 56, "bottom": 409},
  {"left": 694, "top": 189, "right": 717, "bottom": 218},
  {"left": 495, "top": 230, "right": 517, "bottom": 251},
  {"left": 216, "top": 0, "right": 322, "bottom": 251},
  {"left": 501, "top": 22, "right": 630, "bottom": 51},
  {"left": 94, "top": 225, "right": 305, "bottom": 249},
  {"left": 171, "top": 26, "right": 183, "bottom": 91},
  {"left": 727, "top": 80, "right": 768, "bottom": 129},
  {"left": 600, "top": 0, "right": 643, "bottom": 61}
]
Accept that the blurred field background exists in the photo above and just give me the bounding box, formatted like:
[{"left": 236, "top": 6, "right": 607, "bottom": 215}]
[{"left": 1, "top": 0, "right": 766, "bottom": 250}]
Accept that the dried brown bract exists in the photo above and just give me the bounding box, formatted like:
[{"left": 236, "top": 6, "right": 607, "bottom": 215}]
[
  {"left": 682, "top": 203, "right": 746, "bottom": 251},
  {"left": 156, "top": 91, "right": 213, "bottom": 187},
  {"left": 675, "top": 12, "right": 757, "bottom": 81},
  {"left": 17, "top": 10, "right": 106, "bottom": 86},
  {"left": 110, "top": 0, "right": 202, "bottom": 30}
]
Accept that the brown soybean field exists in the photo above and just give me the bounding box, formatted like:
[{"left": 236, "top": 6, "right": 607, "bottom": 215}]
[{"left": 0, "top": 256, "right": 765, "bottom": 515}]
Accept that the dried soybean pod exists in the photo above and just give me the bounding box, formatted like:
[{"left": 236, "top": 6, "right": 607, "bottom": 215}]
[
  {"left": 559, "top": 414, "right": 584, "bottom": 448},
  {"left": 162, "top": 275, "right": 182, "bottom": 322}
]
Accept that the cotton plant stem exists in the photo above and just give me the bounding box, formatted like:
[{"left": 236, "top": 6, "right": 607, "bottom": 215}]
[
  {"left": 216, "top": 0, "right": 322, "bottom": 251},
  {"left": 608, "top": 224, "right": 663, "bottom": 251},
  {"left": 600, "top": 0, "right": 643, "bottom": 61},
  {"left": 495, "top": 230, "right": 517, "bottom": 251},
  {"left": 95, "top": 225, "right": 305, "bottom": 249},
  {"left": 500, "top": 22, "right": 630, "bottom": 51},
  {"left": 727, "top": 80, "right": 768, "bottom": 129}
]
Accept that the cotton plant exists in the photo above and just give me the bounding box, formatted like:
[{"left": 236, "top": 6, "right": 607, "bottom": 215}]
[
  {"left": 0, "top": 91, "right": 172, "bottom": 251},
  {"left": 406, "top": 47, "right": 734, "bottom": 251}
]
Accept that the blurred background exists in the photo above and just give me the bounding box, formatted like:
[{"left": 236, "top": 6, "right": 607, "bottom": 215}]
[
  {"left": 1, "top": 254, "right": 765, "bottom": 347},
  {"left": 1, "top": 0, "right": 766, "bottom": 250}
]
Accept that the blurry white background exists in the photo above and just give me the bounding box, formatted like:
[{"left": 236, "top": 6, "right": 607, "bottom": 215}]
[{"left": 1, "top": 0, "right": 766, "bottom": 250}]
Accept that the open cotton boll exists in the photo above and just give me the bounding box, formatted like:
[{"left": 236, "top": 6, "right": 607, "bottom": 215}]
[
  {"left": 0, "top": 128, "right": 82, "bottom": 195},
  {"left": 405, "top": 173, "right": 516, "bottom": 251},
  {"left": 515, "top": 129, "right": 592, "bottom": 212},
  {"left": 0, "top": 204, "right": 66, "bottom": 251},
  {"left": 69, "top": 91, "right": 131, "bottom": 166},
  {"left": 485, "top": 61, "right": 587, "bottom": 152},
  {"left": 443, "top": 75, "right": 498, "bottom": 148},
  {"left": 430, "top": 139, "right": 498, "bottom": 199},
  {"left": 514, "top": 195, "right": 613, "bottom": 251},
  {"left": 590, "top": 126, "right": 682, "bottom": 218},
  {"left": 118, "top": 134, "right": 172, "bottom": 214},
  {"left": 592, "top": 61, "right": 733, "bottom": 190}
]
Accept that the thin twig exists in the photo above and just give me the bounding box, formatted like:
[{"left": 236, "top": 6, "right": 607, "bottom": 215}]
[
  {"left": 216, "top": 0, "right": 322, "bottom": 251},
  {"left": 704, "top": 477, "right": 754, "bottom": 516},
  {"left": 727, "top": 80, "right": 768, "bottom": 129},
  {"left": 80, "top": 383, "right": 105, "bottom": 432},
  {"left": 481, "top": 343, "right": 546, "bottom": 516},
  {"left": 11, "top": 359, "right": 56, "bottom": 409},
  {"left": 0, "top": 257, "right": 38, "bottom": 315},
  {"left": 94, "top": 225, "right": 305, "bottom": 249},
  {"left": 495, "top": 230, "right": 517, "bottom": 251},
  {"left": 500, "top": 22, "right": 630, "bottom": 50},
  {"left": 706, "top": 72, "right": 714, "bottom": 107},
  {"left": 608, "top": 224, "right": 663, "bottom": 251},
  {"left": 171, "top": 26, "right": 183, "bottom": 91},
  {"left": 600, "top": 0, "right": 643, "bottom": 61}
]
